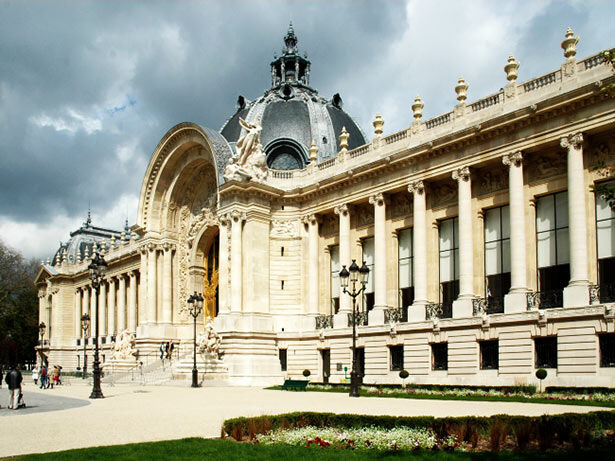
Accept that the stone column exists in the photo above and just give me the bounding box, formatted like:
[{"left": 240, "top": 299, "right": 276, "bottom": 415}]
[
  {"left": 162, "top": 243, "right": 173, "bottom": 323},
  {"left": 303, "top": 214, "right": 320, "bottom": 315},
  {"left": 138, "top": 248, "right": 147, "bottom": 325},
  {"left": 218, "top": 214, "right": 230, "bottom": 313},
  {"left": 82, "top": 288, "right": 89, "bottom": 337},
  {"left": 89, "top": 286, "right": 97, "bottom": 338},
  {"left": 74, "top": 289, "right": 81, "bottom": 338},
  {"left": 369, "top": 193, "right": 388, "bottom": 325},
  {"left": 230, "top": 210, "right": 245, "bottom": 312},
  {"left": 147, "top": 243, "right": 157, "bottom": 323},
  {"left": 561, "top": 132, "right": 590, "bottom": 306},
  {"left": 408, "top": 180, "right": 428, "bottom": 321},
  {"left": 108, "top": 278, "right": 116, "bottom": 335},
  {"left": 118, "top": 274, "right": 127, "bottom": 331},
  {"left": 334, "top": 204, "right": 351, "bottom": 314},
  {"left": 503, "top": 152, "right": 528, "bottom": 312},
  {"left": 452, "top": 166, "right": 475, "bottom": 317},
  {"left": 129, "top": 271, "right": 138, "bottom": 332},
  {"left": 99, "top": 282, "right": 107, "bottom": 337}
]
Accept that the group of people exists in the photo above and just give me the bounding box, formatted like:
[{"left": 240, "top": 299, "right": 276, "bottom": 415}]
[
  {"left": 32, "top": 364, "right": 62, "bottom": 389},
  {"left": 1, "top": 366, "right": 24, "bottom": 410},
  {"left": 159, "top": 341, "right": 175, "bottom": 361}
]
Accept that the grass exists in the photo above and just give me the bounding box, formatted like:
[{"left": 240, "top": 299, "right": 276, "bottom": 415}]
[
  {"left": 11, "top": 438, "right": 615, "bottom": 461},
  {"left": 266, "top": 385, "right": 615, "bottom": 408}
]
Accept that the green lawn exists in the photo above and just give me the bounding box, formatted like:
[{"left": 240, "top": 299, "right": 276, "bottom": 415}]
[
  {"left": 267, "top": 386, "right": 615, "bottom": 408},
  {"left": 12, "top": 438, "right": 614, "bottom": 461}
]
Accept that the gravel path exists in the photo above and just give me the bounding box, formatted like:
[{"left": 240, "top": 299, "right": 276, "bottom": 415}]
[{"left": 0, "top": 382, "right": 610, "bottom": 457}]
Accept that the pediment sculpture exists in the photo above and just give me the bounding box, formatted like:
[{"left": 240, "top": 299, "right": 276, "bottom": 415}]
[{"left": 223, "top": 118, "right": 268, "bottom": 183}]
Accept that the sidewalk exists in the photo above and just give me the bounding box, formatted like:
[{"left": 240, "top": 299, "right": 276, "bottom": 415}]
[{"left": 1, "top": 382, "right": 610, "bottom": 457}]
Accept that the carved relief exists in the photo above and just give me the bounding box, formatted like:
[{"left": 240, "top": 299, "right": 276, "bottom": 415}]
[
  {"left": 430, "top": 181, "right": 458, "bottom": 208},
  {"left": 270, "top": 219, "right": 299, "bottom": 238},
  {"left": 355, "top": 202, "right": 374, "bottom": 228},
  {"left": 321, "top": 214, "right": 338, "bottom": 236},
  {"left": 589, "top": 142, "right": 613, "bottom": 171},
  {"left": 525, "top": 150, "right": 567, "bottom": 183},
  {"left": 477, "top": 167, "right": 508, "bottom": 195},
  {"left": 389, "top": 191, "right": 413, "bottom": 219}
]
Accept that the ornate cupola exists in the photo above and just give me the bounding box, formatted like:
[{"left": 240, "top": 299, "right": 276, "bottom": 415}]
[{"left": 270, "top": 23, "right": 311, "bottom": 87}]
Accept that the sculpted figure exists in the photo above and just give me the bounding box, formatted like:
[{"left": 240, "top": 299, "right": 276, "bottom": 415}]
[
  {"left": 196, "top": 321, "right": 222, "bottom": 358},
  {"left": 111, "top": 329, "right": 138, "bottom": 361},
  {"left": 236, "top": 118, "right": 262, "bottom": 166}
]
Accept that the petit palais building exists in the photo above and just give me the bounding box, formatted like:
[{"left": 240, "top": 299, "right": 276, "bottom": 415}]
[{"left": 35, "top": 27, "right": 615, "bottom": 387}]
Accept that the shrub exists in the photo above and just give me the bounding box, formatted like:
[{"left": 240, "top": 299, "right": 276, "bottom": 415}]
[
  {"left": 511, "top": 419, "right": 533, "bottom": 450},
  {"left": 399, "top": 370, "right": 409, "bottom": 379},
  {"left": 536, "top": 368, "right": 547, "bottom": 392},
  {"left": 302, "top": 369, "right": 311, "bottom": 378},
  {"left": 489, "top": 418, "right": 509, "bottom": 451}
]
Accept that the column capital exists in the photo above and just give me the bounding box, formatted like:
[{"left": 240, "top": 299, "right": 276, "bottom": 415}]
[
  {"left": 369, "top": 192, "right": 385, "bottom": 206},
  {"left": 408, "top": 180, "right": 425, "bottom": 195},
  {"left": 452, "top": 166, "right": 471, "bottom": 182},
  {"left": 502, "top": 151, "right": 523, "bottom": 167},
  {"left": 230, "top": 209, "right": 246, "bottom": 223},
  {"left": 302, "top": 214, "right": 321, "bottom": 226},
  {"left": 162, "top": 242, "right": 176, "bottom": 252},
  {"left": 560, "top": 132, "right": 584, "bottom": 150},
  {"left": 334, "top": 203, "right": 350, "bottom": 216},
  {"left": 146, "top": 242, "right": 157, "bottom": 252},
  {"left": 129, "top": 270, "right": 137, "bottom": 278},
  {"left": 218, "top": 212, "right": 231, "bottom": 227}
]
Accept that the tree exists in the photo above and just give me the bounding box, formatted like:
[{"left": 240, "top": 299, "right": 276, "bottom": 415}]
[{"left": 0, "top": 240, "right": 39, "bottom": 367}]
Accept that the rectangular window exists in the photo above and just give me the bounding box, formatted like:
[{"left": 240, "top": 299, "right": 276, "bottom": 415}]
[
  {"left": 484, "top": 206, "right": 510, "bottom": 313},
  {"left": 535, "top": 337, "right": 557, "bottom": 368},
  {"left": 330, "top": 245, "right": 340, "bottom": 314},
  {"left": 479, "top": 340, "right": 499, "bottom": 370},
  {"left": 431, "top": 343, "right": 448, "bottom": 370},
  {"left": 439, "top": 217, "right": 459, "bottom": 318},
  {"left": 389, "top": 345, "right": 404, "bottom": 371},
  {"left": 362, "top": 237, "right": 375, "bottom": 311},
  {"left": 536, "top": 192, "right": 569, "bottom": 296},
  {"left": 599, "top": 333, "right": 615, "bottom": 367},
  {"left": 279, "top": 349, "right": 287, "bottom": 372},
  {"left": 596, "top": 183, "right": 615, "bottom": 301},
  {"left": 398, "top": 228, "right": 415, "bottom": 309}
]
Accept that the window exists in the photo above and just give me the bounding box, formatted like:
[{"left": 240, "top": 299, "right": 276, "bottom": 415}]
[
  {"left": 535, "top": 337, "right": 557, "bottom": 368},
  {"left": 479, "top": 340, "right": 499, "bottom": 370},
  {"left": 536, "top": 192, "right": 569, "bottom": 300},
  {"left": 281, "top": 246, "right": 285, "bottom": 256},
  {"left": 389, "top": 345, "right": 404, "bottom": 371},
  {"left": 432, "top": 343, "right": 448, "bottom": 370},
  {"left": 330, "top": 245, "right": 340, "bottom": 314},
  {"left": 599, "top": 334, "right": 615, "bottom": 367},
  {"left": 484, "top": 206, "right": 510, "bottom": 313},
  {"left": 439, "top": 218, "right": 459, "bottom": 318},
  {"left": 362, "top": 237, "right": 375, "bottom": 311},
  {"left": 596, "top": 183, "right": 615, "bottom": 301},
  {"left": 398, "top": 228, "right": 414, "bottom": 311},
  {"left": 279, "top": 349, "right": 287, "bottom": 372}
]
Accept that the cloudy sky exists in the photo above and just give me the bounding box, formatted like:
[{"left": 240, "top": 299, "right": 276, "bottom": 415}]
[{"left": 0, "top": 0, "right": 613, "bottom": 260}]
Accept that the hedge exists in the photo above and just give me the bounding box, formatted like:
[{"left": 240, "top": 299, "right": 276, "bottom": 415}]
[
  {"left": 545, "top": 386, "right": 615, "bottom": 395},
  {"left": 302, "top": 382, "right": 538, "bottom": 395},
  {"left": 222, "top": 410, "right": 615, "bottom": 450}
]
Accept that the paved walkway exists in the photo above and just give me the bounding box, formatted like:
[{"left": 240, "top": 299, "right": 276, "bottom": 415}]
[{"left": 0, "top": 382, "right": 611, "bottom": 457}]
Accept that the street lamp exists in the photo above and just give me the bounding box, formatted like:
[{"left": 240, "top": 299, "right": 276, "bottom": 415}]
[
  {"left": 38, "top": 322, "right": 46, "bottom": 367},
  {"left": 80, "top": 313, "right": 90, "bottom": 379},
  {"left": 87, "top": 252, "right": 107, "bottom": 399},
  {"left": 339, "top": 259, "right": 370, "bottom": 398},
  {"left": 187, "top": 292, "right": 204, "bottom": 388}
]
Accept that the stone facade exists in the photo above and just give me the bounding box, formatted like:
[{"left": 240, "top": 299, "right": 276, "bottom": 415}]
[{"left": 36, "top": 29, "right": 615, "bottom": 387}]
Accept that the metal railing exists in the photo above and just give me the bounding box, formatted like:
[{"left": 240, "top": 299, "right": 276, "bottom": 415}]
[
  {"left": 315, "top": 314, "right": 334, "bottom": 329},
  {"left": 473, "top": 297, "right": 504, "bottom": 315},
  {"left": 426, "top": 302, "right": 452, "bottom": 320},
  {"left": 384, "top": 307, "right": 407, "bottom": 323},
  {"left": 347, "top": 311, "right": 368, "bottom": 327},
  {"left": 526, "top": 289, "right": 563, "bottom": 310}
]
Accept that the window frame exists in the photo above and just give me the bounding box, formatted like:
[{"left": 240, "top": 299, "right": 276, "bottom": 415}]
[
  {"left": 389, "top": 344, "right": 404, "bottom": 372},
  {"left": 431, "top": 342, "right": 448, "bottom": 371},
  {"left": 534, "top": 336, "right": 558, "bottom": 369},
  {"left": 479, "top": 340, "right": 499, "bottom": 370}
]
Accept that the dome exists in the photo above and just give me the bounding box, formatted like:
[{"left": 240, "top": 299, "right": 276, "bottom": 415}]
[{"left": 220, "top": 24, "right": 367, "bottom": 170}]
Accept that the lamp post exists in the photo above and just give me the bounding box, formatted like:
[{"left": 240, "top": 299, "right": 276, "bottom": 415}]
[
  {"left": 38, "top": 322, "right": 46, "bottom": 367},
  {"left": 187, "top": 291, "right": 204, "bottom": 388},
  {"left": 339, "top": 259, "right": 370, "bottom": 398},
  {"left": 80, "top": 313, "right": 90, "bottom": 379},
  {"left": 87, "top": 252, "right": 107, "bottom": 399}
]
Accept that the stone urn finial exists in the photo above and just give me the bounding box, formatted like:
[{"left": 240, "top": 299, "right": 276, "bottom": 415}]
[
  {"left": 561, "top": 27, "right": 579, "bottom": 60},
  {"left": 339, "top": 126, "right": 349, "bottom": 151},
  {"left": 411, "top": 95, "right": 424, "bottom": 121},
  {"left": 504, "top": 55, "right": 520, "bottom": 82},
  {"left": 455, "top": 76, "right": 468, "bottom": 103},
  {"left": 372, "top": 114, "right": 384, "bottom": 137},
  {"left": 309, "top": 140, "right": 318, "bottom": 162}
]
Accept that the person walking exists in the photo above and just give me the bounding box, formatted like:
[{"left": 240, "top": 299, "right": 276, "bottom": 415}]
[
  {"left": 6, "top": 366, "right": 23, "bottom": 410},
  {"left": 39, "top": 365, "right": 47, "bottom": 389},
  {"left": 165, "top": 341, "right": 170, "bottom": 359},
  {"left": 32, "top": 365, "right": 39, "bottom": 386},
  {"left": 169, "top": 342, "right": 175, "bottom": 361}
]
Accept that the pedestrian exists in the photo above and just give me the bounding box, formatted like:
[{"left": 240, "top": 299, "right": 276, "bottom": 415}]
[
  {"left": 32, "top": 365, "right": 39, "bottom": 386},
  {"left": 40, "top": 365, "right": 47, "bottom": 389},
  {"left": 165, "top": 341, "right": 170, "bottom": 359},
  {"left": 159, "top": 342, "right": 165, "bottom": 360},
  {"left": 138, "top": 361, "right": 144, "bottom": 385},
  {"left": 169, "top": 342, "right": 175, "bottom": 360},
  {"left": 6, "top": 365, "right": 23, "bottom": 410},
  {"left": 52, "top": 366, "right": 59, "bottom": 388}
]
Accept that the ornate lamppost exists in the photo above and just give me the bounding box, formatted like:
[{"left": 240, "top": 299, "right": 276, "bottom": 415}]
[
  {"left": 339, "top": 259, "right": 370, "bottom": 398},
  {"left": 80, "top": 313, "right": 90, "bottom": 379},
  {"left": 38, "top": 322, "right": 46, "bottom": 367},
  {"left": 187, "top": 292, "right": 204, "bottom": 388},
  {"left": 87, "top": 252, "right": 107, "bottom": 399}
]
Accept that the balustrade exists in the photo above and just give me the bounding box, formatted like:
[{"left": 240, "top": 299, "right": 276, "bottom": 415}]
[
  {"left": 315, "top": 314, "right": 334, "bottom": 329},
  {"left": 526, "top": 289, "right": 563, "bottom": 310}
]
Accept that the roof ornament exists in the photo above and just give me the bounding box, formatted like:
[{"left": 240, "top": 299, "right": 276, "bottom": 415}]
[
  {"left": 561, "top": 27, "right": 579, "bottom": 60},
  {"left": 284, "top": 22, "right": 298, "bottom": 54},
  {"left": 84, "top": 208, "right": 92, "bottom": 228}
]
